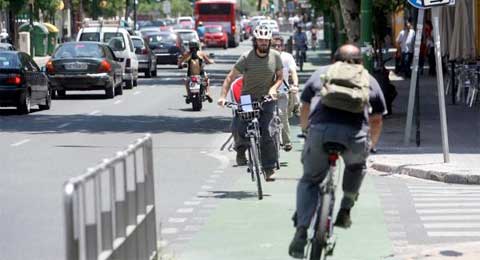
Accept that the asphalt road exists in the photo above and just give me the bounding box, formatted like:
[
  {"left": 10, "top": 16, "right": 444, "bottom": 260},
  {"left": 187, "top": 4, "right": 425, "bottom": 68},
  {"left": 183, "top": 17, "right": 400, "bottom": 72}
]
[{"left": 1, "top": 39, "right": 480, "bottom": 260}]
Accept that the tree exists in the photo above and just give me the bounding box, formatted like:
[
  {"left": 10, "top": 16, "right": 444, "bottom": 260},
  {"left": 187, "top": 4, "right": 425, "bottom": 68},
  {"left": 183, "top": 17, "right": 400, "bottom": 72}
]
[{"left": 338, "top": 0, "right": 361, "bottom": 42}]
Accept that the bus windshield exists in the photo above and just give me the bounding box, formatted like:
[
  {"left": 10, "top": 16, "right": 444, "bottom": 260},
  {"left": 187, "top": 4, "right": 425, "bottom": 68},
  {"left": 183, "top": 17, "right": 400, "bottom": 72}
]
[{"left": 198, "top": 3, "right": 231, "bottom": 15}]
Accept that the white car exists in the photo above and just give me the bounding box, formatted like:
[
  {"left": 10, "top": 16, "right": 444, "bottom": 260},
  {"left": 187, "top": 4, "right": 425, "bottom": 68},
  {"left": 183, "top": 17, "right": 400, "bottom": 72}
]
[
  {"left": 173, "top": 29, "right": 201, "bottom": 49},
  {"left": 258, "top": 20, "right": 279, "bottom": 34},
  {"left": 77, "top": 25, "right": 139, "bottom": 89}
]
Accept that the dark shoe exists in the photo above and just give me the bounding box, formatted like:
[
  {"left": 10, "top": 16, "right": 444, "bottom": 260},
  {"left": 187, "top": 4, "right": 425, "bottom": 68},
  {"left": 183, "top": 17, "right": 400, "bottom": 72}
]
[
  {"left": 288, "top": 226, "right": 307, "bottom": 259},
  {"left": 206, "top": 94, "right": 213, "bottom": 103},
  {"left": 236, "top": 151, "right": 247, "bottom": 166},
  {"left": 370, "top": 148, "right": 377, "bottom": 154},
  {"left": 265, "top": 168, "right": 276, "bottom": 182},
  {"left": 284, "top": 143, "right": 293, "bottom": 152},
  {"left": 334, "top": 208, "right": 352, "bottom": 229}
]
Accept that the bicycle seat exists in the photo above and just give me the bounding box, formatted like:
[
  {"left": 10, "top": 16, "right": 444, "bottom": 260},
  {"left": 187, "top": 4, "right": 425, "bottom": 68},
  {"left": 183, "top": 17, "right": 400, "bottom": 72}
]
[{"left": 323, "top": 142, "right": 345, "bottom": 153}]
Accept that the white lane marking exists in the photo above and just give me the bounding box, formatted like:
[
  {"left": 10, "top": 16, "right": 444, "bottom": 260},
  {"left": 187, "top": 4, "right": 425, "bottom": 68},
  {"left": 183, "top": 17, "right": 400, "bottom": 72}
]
[
  {"left": 427, "top": 231, "right": 480, "bottom": 237},
  {"left": 177, "top": 208, "right": 194, "bottom": 213},
  {"left": 202, "top": 204, "right": 217, "bottom": 209},
  {"left": 388, "top": 232, "right": 407, "bottom": 238},
  {"left": 175, "top": 236, "right": 194, "bottom": 241},
  {"left": 57, "top": 123, "right": 71, "bottom": 129},
  {"left": 213, "top": 170, "right": 224, "bottom": 174},
  {"left": 89, "top": 110, "right": 100, "bottom": 115},
  {"left": 418, "top": 208, "right": 480, "bottom": 214},
  {"left": 413, "top": 197, "right": 480, "bottom": 201},
  {"left": 197, "top": 191, "right": 210, "bottom": 196},
  {"left": 424, "top": 223, "right": 480, "bottom": 229},
  {"left": 260, "top": 243, "right": 273, "bottom": 248},
  {"left": 150, "top": 86, "right": 155, "bottom": 89},
  {"left": 412, "top": 193, "right": 480, "bottom": 197},
  {"left": 113, "top": 100, "right": 123, "bottom": 105},
  {"left": 421, "top": 215, "right": 480, "bottom": 221},
  {"left": 415, "top": 202, "right": 480, "bottom": 208},
  {"left": 168, "top": 218, "right": 187, "bottom": 223},
  {"left": 192, "top": 197, "right": 206, "bottom": 201},
  {"left": 11, "top": 139, "right": 30, "bottom": 147},
  {"left": 161, "top": 228, "right": 178, "bottom": 234},
  {"left": 210, "top": 174, "right": 221, "bottom": 178},
  {"left": 184, "top": 225, "right": 201, "bottom": 232},
  {"left": 184, "top": 201, "right": 201, "bottom": 206},
  {"left": 133, "top": 91, "right": 141, "bottom": 95},
  {"left": 201, "top": 185, "right": 213, "bottom": 190},
  {"left": 158, "top": 240, "right": 169, "bottom": 247},
  {"left": 206, "top": 179, "right": 217, "bottom": 184}
]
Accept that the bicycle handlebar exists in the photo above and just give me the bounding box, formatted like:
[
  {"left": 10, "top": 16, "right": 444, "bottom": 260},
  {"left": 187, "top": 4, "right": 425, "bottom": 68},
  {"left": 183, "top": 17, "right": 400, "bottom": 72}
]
[{"left": 225, "top": 95, "right": 274, "bottom": 110}]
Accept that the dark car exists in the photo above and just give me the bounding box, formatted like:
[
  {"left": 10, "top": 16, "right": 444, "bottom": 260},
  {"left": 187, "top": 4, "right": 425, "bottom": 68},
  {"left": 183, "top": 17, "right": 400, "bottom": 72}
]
[
  {"left": 0, "top": 51, "right": 50, "bottom": 114},
  {"left": 46, "top": 42, "right": 123, "bottom": 98},
  {"left": 131, "top": 36, "right": 157, "bottom": 78},
  {"left": 144, "top": 32, "right": 184, "bottom": 66}
]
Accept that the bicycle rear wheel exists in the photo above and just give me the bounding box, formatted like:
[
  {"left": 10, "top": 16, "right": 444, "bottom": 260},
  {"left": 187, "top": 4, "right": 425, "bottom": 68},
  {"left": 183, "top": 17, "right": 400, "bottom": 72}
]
[
  {"left": 250, "top": 137, "right": 263, "bottom": 200},
  {"left": 310, "top": 192, "right": 333, "bottom": 259}
]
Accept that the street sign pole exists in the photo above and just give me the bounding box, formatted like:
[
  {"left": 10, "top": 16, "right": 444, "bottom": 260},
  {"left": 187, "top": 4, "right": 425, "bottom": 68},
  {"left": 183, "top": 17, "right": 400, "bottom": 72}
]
[
  {"left": 432, "top": 7, "right": 450, "bottom": 163},
  {"left": 404, "top": 9, "right": 424, "bottom": 144}
]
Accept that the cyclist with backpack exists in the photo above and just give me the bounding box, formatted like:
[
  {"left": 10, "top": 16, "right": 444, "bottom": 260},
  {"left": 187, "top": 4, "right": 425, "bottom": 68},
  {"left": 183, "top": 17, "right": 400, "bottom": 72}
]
[
  {"left": 217, "top": 24, "right": 284, "bottom": 180},
  {"left": 288, "top": 44, "right": 387, "bottom": 258}
]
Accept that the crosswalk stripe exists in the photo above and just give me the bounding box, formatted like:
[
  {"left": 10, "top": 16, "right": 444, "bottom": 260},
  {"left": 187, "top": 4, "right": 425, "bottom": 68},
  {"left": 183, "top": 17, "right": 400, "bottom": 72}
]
[
  {"left": 412, "top": 193, "right": 480, "bottom": 197},
  {"left": 424, "top": 223, "right": 480, "bottom": 229},
  {"left": 409, "top": 190, "right": 480, "bottom": 194},
  {"left": 413, "top": 197, "right": 480, "bottom": 201},
  {"left": 427, "top": 231, "right": 480, "bottom": 237},
  {"left": 421, "top": 215, "right": 480, "bottom": 221},
  {"left": 418, "top": 208, "right": 480, "bottom": 214},
  {"left": 408, "top": 185, "right": 480, "bottom": 190},
  {"left": 415, "top": 202, "right": 480, "bottom": 208}
]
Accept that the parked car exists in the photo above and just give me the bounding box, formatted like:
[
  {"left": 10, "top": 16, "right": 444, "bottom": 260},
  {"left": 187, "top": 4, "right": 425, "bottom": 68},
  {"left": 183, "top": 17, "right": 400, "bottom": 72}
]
[
  {"left": 46, "top": 42, "right": 123, "bottom": 99},
  {"left": 131, "top": 36, "right": 157, "bottom": 78},
  {"left": 0, "top": 51, "right": 50, "bottom": 114},
  {"left": 0, "top": 43, "right": 15, "bottom": 50},
  {"left": 204, "top": 25, "right": 228, "bottom": 49},
  {"left": 174, "top": 29, "right": 200, "bottom": 50},
  {"left": 144, "top": 32, "right": 184, "bottom": 66},
  {"left": 77, "top": 25, "right": 139, "bottom": 89}
]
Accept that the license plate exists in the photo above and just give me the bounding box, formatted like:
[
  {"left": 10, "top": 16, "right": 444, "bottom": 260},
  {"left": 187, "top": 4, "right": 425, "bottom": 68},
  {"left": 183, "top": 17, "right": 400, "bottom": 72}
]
[
  {"left": 154, "top": 49, "right": 168, "bottom": 54},
  {"left": 65, "top": 63, "right": 88, "bottom": 70}
]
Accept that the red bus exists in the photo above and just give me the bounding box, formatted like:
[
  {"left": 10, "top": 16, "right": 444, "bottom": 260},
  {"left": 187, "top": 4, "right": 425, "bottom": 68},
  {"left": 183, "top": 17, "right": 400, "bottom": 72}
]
[{"left": 194, "top": 0, "right": 241, "bottom": 47}]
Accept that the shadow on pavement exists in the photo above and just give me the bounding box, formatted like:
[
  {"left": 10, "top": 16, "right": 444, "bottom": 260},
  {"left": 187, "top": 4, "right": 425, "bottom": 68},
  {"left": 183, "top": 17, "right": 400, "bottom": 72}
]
[{"left": 200, "top": 190, "right": 270, "bottom": 200}]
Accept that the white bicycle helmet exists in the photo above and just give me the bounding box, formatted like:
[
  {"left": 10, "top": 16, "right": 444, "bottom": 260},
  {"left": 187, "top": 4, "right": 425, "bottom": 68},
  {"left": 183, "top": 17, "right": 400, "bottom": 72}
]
[{"left": 253, "top": 24, "right": 272, "bottom": 40}]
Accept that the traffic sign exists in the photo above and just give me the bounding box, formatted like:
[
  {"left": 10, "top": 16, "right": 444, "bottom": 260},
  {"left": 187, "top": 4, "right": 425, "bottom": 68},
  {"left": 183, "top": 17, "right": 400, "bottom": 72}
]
[
  {"left": 407, "top": 0, "right": 455, "bottom": 9},
  {"left": 163, "top": 0, "right": 171, "bottom": 14}
]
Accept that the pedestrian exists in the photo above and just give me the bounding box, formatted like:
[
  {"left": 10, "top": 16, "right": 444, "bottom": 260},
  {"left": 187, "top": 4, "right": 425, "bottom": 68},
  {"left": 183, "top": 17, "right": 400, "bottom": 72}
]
[
  {"left": 396, "top": 20, "right": 415, "bottom": 78},
  {"left": 288, "top": 44, "right": 387, "bottom": 258}
]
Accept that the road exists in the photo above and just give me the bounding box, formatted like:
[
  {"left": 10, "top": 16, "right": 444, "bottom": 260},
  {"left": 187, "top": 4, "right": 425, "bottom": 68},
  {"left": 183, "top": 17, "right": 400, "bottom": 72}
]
[{"left": 1, "top": 40, "right": 480, "bottom": 260}]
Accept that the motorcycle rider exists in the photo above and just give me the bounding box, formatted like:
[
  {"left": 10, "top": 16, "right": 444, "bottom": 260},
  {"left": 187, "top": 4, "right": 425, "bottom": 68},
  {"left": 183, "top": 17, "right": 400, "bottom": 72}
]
[
  {"left": 178, "top": 40, "right": 214, "bottom": 103},
  {"left": 217, "top": 24, "right": 283, "bottom": 180}
]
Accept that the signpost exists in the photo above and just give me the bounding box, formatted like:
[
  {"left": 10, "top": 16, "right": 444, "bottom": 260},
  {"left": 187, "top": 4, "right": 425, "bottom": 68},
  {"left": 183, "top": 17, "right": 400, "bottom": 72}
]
[
  {"left": 404, "top": 0, "right": 453, "bottom": 163},
  {"left": 163, "top": 0, "right": 171, "bottom": 15}
]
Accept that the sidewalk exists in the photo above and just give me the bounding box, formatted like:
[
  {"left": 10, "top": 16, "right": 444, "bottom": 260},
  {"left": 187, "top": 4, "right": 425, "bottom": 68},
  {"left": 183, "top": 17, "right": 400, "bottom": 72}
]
[{"left": 370, "top": 71, "right": 480, "bottom": 184}]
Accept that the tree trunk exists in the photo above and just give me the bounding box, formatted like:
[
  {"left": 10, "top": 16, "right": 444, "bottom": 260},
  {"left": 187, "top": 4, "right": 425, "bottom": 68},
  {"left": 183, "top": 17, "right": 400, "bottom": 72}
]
[
  {"left": 338, "top": 0, "right": 361, "bottom": 43},
  {"left": 257, "top": 0, "right": 262, "bottom": 11}
]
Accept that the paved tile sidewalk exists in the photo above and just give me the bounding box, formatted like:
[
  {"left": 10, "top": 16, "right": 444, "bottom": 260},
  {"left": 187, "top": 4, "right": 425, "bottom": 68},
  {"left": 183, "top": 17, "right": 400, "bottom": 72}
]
[{"left": 370, "top": 71, "right": 480, "bottom": 184}]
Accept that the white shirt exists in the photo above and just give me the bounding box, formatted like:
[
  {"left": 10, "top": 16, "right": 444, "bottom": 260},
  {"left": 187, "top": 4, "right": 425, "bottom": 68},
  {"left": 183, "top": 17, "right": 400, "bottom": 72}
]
[
  {"left": 279, "top": 51, "right": 297, "bottom": 93},
  {"left": 396, "top": 28, "right": 415, "bottom": 53}
]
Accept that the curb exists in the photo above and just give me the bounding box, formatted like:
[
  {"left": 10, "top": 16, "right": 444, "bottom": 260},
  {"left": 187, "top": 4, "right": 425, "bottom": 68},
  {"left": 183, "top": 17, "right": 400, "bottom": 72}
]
[{"left": 371, "top": 162, "right": 480, "bottom": 185}]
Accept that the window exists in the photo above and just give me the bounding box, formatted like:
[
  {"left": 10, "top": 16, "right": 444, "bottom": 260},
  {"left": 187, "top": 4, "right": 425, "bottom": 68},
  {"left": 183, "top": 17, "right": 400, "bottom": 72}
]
[
  {"left": 198, "top": 4, "right": 231, "bottom": 15},
  {"left": 205, "top": 27, "right": 222, "bottom": 33},
  {"left": 148, "top": 34, "right": 176, "bottom": 45},
  {"left": 103, "top": 33, "right": 126, "bottom": 51},
  {"left": 0, "top": 52, "right": 19, "bottom": 69},
  {"left": 178, "top": 32, "right": 198, "bottom": 42},
  {"left": 79, "top": 32, "right": 100, "bottom": 42},
  {"left": 132, "top": 38, "right": 144, "bottom": 49},
  {"left": 53, "top": 43, "right": 104, "bottom": 58}
]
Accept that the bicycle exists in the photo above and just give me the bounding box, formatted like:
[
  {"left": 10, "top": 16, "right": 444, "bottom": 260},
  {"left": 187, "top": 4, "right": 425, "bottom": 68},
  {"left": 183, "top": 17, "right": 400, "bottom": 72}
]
[
  {"left": 226, "top": 95, "right": 275, "bottom": 200},
  {"left": 270, "top": 101, "right": 283, "bottom": 170},
  {"left": 295, "top": 46, "right": 307, "bottom": 72},
  {"left": 298, "top": 134, "right": 345, "bottom": 260}
]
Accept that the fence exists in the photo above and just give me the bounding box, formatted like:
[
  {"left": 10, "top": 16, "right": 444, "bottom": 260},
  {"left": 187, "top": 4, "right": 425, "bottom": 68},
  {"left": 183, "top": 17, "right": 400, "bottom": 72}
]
[{"left": 63, "top": 134, "right": 158, "bottom": 260}]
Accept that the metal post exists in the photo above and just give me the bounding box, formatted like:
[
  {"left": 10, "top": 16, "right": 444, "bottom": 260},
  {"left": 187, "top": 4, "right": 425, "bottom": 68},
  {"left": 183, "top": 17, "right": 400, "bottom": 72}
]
[
  {"left": 64, "top": 182, "right": 79, "bottom": 260},
  {"left": 133, "top": 0, "right": 137, "bottom": 30},
  {"left": 432, "top": 7, "right": 450, "bottom": 163},
  {"left": 360, "top": 0, "right": 373, "bottom": 72},
  {"left": 404, "top": 9, "right": 424, "bottom": 144}
]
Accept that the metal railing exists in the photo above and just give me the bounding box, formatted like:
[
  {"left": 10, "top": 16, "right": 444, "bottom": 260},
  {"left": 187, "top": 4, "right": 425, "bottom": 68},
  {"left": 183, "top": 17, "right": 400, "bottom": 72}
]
[{"left": 63, "top": 134, "right": 157, "bottom": 260}]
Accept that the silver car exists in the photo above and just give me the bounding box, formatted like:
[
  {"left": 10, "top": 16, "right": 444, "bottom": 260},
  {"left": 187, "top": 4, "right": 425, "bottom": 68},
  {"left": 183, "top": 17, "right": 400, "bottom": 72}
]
[{"left": 131, "top": 36, "right": 157, "bottom": 78}]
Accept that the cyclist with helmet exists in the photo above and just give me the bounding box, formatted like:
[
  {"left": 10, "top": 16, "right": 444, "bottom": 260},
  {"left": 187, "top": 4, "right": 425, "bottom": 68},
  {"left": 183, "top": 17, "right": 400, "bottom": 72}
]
[
  {"left": 178, "top": 40, "right": 214, "bottom": 103},
  {"left": 217, "top": 24, "right": 284, "bottom": 180}
]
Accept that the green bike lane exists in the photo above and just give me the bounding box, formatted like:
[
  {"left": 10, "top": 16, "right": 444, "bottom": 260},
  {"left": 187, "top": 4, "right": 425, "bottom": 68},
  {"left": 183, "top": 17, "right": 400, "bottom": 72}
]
[{"left": 175, "top": 128, "right": 395, "bottom": 260}]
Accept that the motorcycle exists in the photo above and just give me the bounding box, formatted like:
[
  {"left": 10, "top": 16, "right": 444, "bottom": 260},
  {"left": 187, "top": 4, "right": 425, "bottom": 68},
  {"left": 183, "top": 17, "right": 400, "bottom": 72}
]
[{"left": 186, "top": 75, "right": 208, "bottom": 111}]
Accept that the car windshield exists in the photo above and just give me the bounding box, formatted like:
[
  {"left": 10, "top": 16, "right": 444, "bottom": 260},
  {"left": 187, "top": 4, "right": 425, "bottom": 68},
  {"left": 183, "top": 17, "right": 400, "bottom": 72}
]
[
  {"left": 0, "top": 52, "right": 19, "bottom": 68},
  {"left": 178, "top": 32, "right": 196, "bottom": 41},
  {"left": 103, "top": 33, "right": 126, "bottom": 51},
  {"left": 132, "top": 38, "right": 144, "bottom": 49},
  {"left": 53, "top": 43, "right": 104, "bottom": 58},
  {"left": 205, "top": 27, "right": 222, "bottom": 33},
  {"left": 151, "top": 20, "right": 166, "bottom": 27},
  {"left": 79, "top": 32, "right": 100, "bottom": 42},
  {"left": 148, "top": 34, "right": 176, "bottom": 45}
]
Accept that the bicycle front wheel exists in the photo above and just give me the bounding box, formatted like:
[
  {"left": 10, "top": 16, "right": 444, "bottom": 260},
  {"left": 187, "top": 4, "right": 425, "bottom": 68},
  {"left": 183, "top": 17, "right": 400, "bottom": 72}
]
[
  {"left": 250, "top": 136, "right": 263, "bottom": 200},
  {"left": 310, "top": 192, "right": 334, "bottom": 259}
]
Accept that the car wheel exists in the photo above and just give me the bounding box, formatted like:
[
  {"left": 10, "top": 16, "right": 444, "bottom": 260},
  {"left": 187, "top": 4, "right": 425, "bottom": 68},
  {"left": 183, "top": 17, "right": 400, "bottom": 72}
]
[
  {"left": 105, "top": 83, "right": 115, "bottom": 99},
  {"left": 125, "top": 79, "right": 133, "bottom": 89},
  {"left": 38, "top": 88, "right": 51, "bottom": 110},
  {"left": 17, "top": 90, "right": 31, "bottom": 114},
  {"left": 57, "top": 89, "right": 66, "bottom": 97},
  {"left": 115, "top": 82, "right": 123, "bottom": 95}
]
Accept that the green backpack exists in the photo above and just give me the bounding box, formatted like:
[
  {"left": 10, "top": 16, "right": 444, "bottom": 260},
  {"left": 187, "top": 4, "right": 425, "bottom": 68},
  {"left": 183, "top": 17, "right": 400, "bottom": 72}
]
[{"left": 319, "top": 61, "right": 370, "bottom": 113}]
